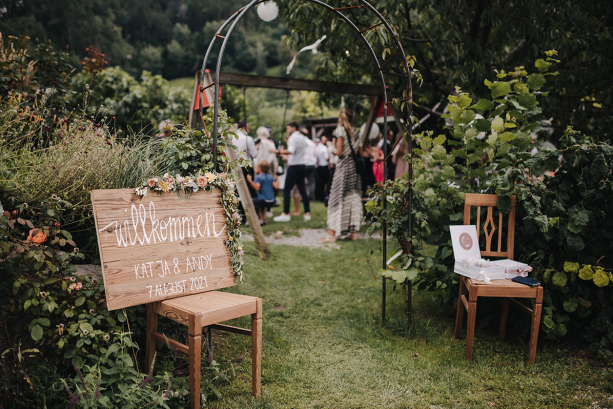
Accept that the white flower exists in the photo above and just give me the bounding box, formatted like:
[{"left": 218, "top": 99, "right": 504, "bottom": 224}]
[
  {"left": 176, "top": 175, "right": 185, "bottom": 184},
  {"left": 163, "top": 172, "right": 169, "bottom": 179}
]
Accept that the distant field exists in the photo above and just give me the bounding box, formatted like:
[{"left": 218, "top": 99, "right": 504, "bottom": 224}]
[{"left": 168, "top": 76, "right": 194, "bottom": 92}]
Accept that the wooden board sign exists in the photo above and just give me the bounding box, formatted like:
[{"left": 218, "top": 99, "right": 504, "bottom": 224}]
[{"left": 91, "top": 188, "right": 235, "bottom": 310}]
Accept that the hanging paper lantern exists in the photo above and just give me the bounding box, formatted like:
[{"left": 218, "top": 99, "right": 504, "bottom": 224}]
[{"left": 257, "top": 1, "right": 279, "bottom": 22}]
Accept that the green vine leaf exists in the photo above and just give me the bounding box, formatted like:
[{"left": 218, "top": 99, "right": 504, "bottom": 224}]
[
  {"left": 31, "top": 325, "right": 44, "bottom": 341},
  {"left": 552, "top": 271, "right": 567, "bottom": 287},
  {"left": 593, "top": 268, "right": 610, "bottom": 287}
]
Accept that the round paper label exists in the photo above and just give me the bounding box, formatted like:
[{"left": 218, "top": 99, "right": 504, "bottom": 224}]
[{"left": 459, "top": 233, "right": 473, "bottom": 250}]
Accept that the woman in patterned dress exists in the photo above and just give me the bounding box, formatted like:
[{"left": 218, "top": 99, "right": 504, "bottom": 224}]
[{"left": 321, "top": 108, "right": 362, "bottom": 242}]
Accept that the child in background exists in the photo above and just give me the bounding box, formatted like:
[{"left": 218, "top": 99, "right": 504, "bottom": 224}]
[{"left": 246, "top": 160, "right": 279, "bottom": 225}]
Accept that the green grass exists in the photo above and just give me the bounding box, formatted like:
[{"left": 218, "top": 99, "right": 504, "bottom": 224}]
[
  {"left": 175, "top": 211, "right": 613, "bottom": 408},
  {"left": 169, "top": 76, "right": 195, "bottom": 92}
]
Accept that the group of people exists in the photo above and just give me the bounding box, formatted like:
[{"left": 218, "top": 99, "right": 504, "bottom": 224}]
[{"left": 233, "top": 108, "right": 409, "bottom": 241}]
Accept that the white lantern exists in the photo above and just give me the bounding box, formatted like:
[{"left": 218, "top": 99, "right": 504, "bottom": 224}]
[
  {"left": 360, "top": 122, "right": 380, "bottom": 140},
  {"left": 257, "top": 1, "right": 279, "bottom": 22}
]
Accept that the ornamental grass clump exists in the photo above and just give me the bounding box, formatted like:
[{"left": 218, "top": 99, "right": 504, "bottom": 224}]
[{"left": 0, "top": 95, "right": 165, "bottom": 211}]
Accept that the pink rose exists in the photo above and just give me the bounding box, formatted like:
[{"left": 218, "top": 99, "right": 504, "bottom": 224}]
[
  {"left": 197, "top": 176, "right": 208, "bottom": 188},
  {"left": 148, "top": 179, "right": 156, "bottom": 188}
]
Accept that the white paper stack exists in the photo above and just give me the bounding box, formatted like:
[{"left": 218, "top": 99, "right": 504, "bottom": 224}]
[{"left": 449, "top": 225, "right": 531, "bottom": 282}]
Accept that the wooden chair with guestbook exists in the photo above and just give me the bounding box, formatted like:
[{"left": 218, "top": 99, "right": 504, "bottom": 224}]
[
  {"left": 454, "top": 193, "right": 543, "bottom": 364},
  {"left": 91, "top": 188, "right": 261, "bottom": 408}
]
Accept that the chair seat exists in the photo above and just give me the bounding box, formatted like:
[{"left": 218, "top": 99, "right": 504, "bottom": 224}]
[
  {"left": 464, "top": 277, "right": 539, "bottom": 299},
  {"left": 153, "top": 291, "right": 260, "bottom": 328}
]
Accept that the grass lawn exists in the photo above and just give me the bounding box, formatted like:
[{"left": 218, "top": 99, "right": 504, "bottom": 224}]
[{"left": 171, "top": 201, "right": 613, "bottom": 408}]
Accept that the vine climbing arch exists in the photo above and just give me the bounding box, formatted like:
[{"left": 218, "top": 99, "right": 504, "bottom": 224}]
[{"left": 199, "top": 0, "right": 415, "bottom": 323}]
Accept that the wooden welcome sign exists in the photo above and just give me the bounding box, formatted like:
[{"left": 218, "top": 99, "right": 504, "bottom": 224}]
[{"left": 91, "top": 188, "right": 235, "bottom": 310}]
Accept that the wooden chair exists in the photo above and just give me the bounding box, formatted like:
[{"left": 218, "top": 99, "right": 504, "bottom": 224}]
[
  {"left": 145, "top": 291, "right": 261, "bottom": 408},
  {"left": 454, "top": 193, "right": 543, "bottom": 364}
]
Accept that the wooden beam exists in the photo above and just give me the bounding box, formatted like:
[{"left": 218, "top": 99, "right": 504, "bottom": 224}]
[{"left": 215, "top": 72, "right": 382, "bottom": 96}]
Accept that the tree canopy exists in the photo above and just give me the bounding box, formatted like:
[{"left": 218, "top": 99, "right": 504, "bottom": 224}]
[{"left": 280, "top": 0, "right": 613, "bottom": 141}]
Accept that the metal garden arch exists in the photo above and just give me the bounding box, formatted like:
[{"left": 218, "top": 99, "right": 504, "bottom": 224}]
[{"left": 199, "top": 0, "right": 414, "bottom": 323}]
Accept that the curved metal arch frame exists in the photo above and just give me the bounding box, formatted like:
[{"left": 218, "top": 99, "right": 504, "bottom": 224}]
[{"left": 199, "top": 0, "right": 414, "bottom": 323}]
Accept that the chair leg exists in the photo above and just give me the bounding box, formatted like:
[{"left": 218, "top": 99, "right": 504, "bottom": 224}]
[
  {"left": 189, "top": 334, "right": 202, "bottom": 408},
  {"left": 529, "top": 300, "right": 542, "bottom": 365},
  {"left": 145, "top": 304, "right": 158, "bottom": 374},
  {"left": 499, "top": 298, "right": 510, "bottom": 341},
  {"left": 251, "top": 301, "right": 262, "bottom": 397},
  {"left": 466, "top": 300, "right": 477, "bottom": 361},
  {"left": 454, "top": 277, "right": 467, "bottom": 339}
]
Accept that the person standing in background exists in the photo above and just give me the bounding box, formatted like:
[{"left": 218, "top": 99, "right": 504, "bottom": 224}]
[
  {"left": 321, "top": 108, "right": 362, "bottom": 241},
  {"left": 273, "top": 121, "right": 311, "bottom": 222},
  {"left": 314, "top": 136, "right": 330, "bottom": 202},
  {"left": 392, "top": 137, "right": 409, "bottom": 179},
  {"left": 301, "top": 126, "right": 317, "bottom": 201},
  {"left": 254, "top": 126, "right": 277, "bottom": 175},
  {"left": 235, "top": 120, "right": 258, "bottom": 197}
]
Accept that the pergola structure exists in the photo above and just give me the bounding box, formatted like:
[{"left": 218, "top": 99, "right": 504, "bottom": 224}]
[
  {"left": 188, "top": 70, "right": 405, "bottom": 143},
  {"left": 197, "top": 0, "right": 414, "bottom": 326}
]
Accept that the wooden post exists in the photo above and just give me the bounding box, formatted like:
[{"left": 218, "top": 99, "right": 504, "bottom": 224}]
[{"left": 225, "top": 144, "right": 270, "bottom": 260}]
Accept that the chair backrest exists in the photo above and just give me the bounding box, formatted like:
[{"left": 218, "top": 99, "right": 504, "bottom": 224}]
[
  {"left": 463, "top": 193, "right": 516, "bottom": 260},
  {"left": 91, "top": 188, "right": 236, "bottom": 310}
]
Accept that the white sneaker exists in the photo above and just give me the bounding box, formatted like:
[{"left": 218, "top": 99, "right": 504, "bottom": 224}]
[
  {"left": 273, "top": 213, "right": 291, "bottom": 222},
  {"left": 266, "top": 210, "right": 273, "bottom": 218},
  {"left": 303, "top": 214, "right": 311, "bottom": 221}
]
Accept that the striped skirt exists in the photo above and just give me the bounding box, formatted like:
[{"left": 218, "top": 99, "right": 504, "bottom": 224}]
[{"left": 327, "top": 156, "right": 362, "bottom": 237}]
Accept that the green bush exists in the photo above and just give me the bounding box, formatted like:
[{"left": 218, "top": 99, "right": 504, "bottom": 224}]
[
  {"left": 69, "top": 67, "right": 190, "bottom": 134},
  {"left": 368, "top": 51, "right": 613, "bottom": 363},
  {"left": 508, "top": 130, "right": 613, "bottom": 362}
]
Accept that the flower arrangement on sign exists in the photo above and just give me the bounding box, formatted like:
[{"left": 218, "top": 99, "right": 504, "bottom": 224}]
[{"left": 134, "top": 107, "right": 245, "bottom": 282}]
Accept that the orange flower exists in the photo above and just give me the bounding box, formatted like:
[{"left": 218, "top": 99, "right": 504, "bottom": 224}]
[
  {"left": 148, "top": 178, "right": 156, "bottom": 187},
  {"left": 28, "top": 229, "right": 47, "bottom": 246}
]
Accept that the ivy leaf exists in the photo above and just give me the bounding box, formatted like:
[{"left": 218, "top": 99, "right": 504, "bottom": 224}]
[
  {"left": 535, "top": 59, "right": 552, "bottom": 72},
  {"left": 499, "top": 132, "right": 516, "bottom": 142},
  {"left": 75, "top": 296, "right": 86, "bottom": 307},
  {"left": 527, "top": 73, "right": 546, "bottom": 90},
  {"left": 563, "top": 262, "right": 580, "bottom": 274},
  {"left": 457, "top": 94, "right": 472, "bottom": 108},
  {"left": 563, "top": 299, "right": 578, "bottom": 312},
  {"left": 593, "top": 269, "right": 610, "bottom": 287},
  {"left": 491, "top": 82, "right": 511, "bottom": 98},
  {"left": 432, "top": 145, "right": 447, "bottom": 161},
  {"left": 474, "top": 99, "right": 494, "bottom": 111},
  {"left": 518, "top": 93, "right": 537, "bottom": 109},
  {"left": 474, "top": 119, "right": 491, "bottom": 133},
  {"left": 552, "top": 271, "right": 567, "bottom": 287},
  {"left": 31, "top": 325, "right": 44, "bottom": 341},
  {"left": 567, "top": 235, "right": 585, "bottom": 252},
  {"left": 543, "top": 315, "right": 555, "bottom": 329},
  {"left": 578, "top": 265, "right": 594, "bottom": 280},
  {"left": 433, "top": 134, "right": 446, "bottom": 145},
  {"left": 497, "top": 195, "right": 511, "bottom": 213},
  {"left": 79, "top": 322, "right": 94, "bottom": 333},
  {"left": 589, "top": 154, "right": 607, "bottom": 179},
  {"left": 555, "top": 323, "right": 567, "bottom": 337}
]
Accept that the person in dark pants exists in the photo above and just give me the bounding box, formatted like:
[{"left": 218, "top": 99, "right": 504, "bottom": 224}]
[{"left": 273, "top": 121, "right": 311, "bottom": 222}]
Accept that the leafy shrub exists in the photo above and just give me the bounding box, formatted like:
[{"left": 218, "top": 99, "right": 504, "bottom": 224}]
[
  {"left": 507, "top": 130, "right": 613, "bottom": 362},
  {"left": 162, "top": 107, "right": 240, "bottom": 175},
  {"left": 69, "top": 67, "right": 190, "bottom": 134},
  {"left": 368, "top": 51, "right": 613, "bottom": 362},
  {"left": 0, "top": 95, "right": 166, "bottom": 254}
]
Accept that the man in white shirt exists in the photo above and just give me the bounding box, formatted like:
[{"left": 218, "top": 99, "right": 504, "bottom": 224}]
[
  {"left": 302, "top": 127, "right": 318, "bottom": 200},
  {"left": 273, "top": 121, "right": 311, "bottom": 222},
  {"left": 314, "top": 136, "right": 330, "bottom": 201},
  {"left": 235, "top": 121, "right": 258, "bottom": 197}
]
